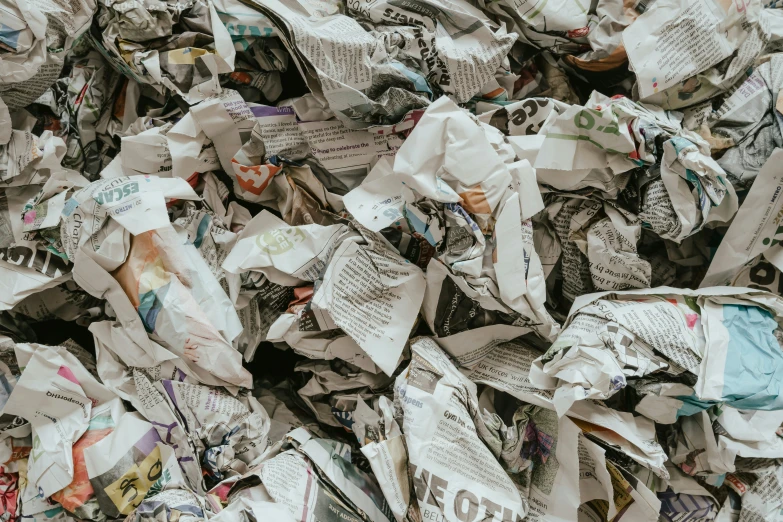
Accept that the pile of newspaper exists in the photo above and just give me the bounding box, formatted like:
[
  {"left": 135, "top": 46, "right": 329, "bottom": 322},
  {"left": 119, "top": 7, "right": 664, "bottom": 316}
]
[{"left": 2, "top": 0, "right": 783, "bottom": 520}]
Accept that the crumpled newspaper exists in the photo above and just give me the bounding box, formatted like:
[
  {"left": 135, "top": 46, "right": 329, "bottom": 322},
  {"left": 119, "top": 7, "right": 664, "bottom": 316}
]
[{"left": 3, "top": 0, "right": 783, "bottom": 520}]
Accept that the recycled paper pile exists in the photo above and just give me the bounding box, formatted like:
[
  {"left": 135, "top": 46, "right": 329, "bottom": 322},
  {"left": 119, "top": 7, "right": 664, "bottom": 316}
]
[{"left": 2, "top": 0, "right": 783, "bottom": 520}]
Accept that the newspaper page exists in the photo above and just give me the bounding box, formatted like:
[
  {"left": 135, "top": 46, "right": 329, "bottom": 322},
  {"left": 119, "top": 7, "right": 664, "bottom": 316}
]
[
  {"left": 724, "top": 464, "right": 783, "bottom": 522},
  {"left": 222, "top": 210, "right": 351, "bottom": 285},
  {"left": 421, "top": 259, "right": 533, "bottom": 365},
  {"left": 493, "top": 192, "right": 558, "bottom": 339},
  {"left": 705, "top": 60, "right": 783, "bottom": 189},
  {"left": 110, "top": 227, "right": 250, "bottom": 388},
  {"left": 460, "top": 337, "right": 669, "bottom": 477},
  {"left": 289, "top": 428, "right": 394, "bottom": 522},
  {"left": 531, "top": 292, "right": 703, "bottom": 415},
  {"left": 82, "top": 412, "right": 190, "bottom": 518},
  {"left": 119, "top": 126, "right": 173, "bottom": 177},
  {"left": 159, "top": 380, "right": 271, "bottom": 477},
  {"left": 299, "top": 120, "right": 403, "bottom": 189},
  {"left": 49, "top": 398, "right": 123, "bottom": 520},
  {"left": 4, "top": 344, "right": 115, "bottom": 499},
  {"left": 351, "top": 398, "right": 412, "bottom": 522},
  {"left": 266, "top": 311, "right": 380, "bottom": 372},
  {"left": 60, "top": 175, "right": 200, "bottom": 260},
  {"left": 343, "top": 0, "right": 516, "bottom": 103},
  {"left": 312, "top": 235, "right": 425, "bottom": 375},
  {"left": 624, "top": 0, "right": 747, "bottom": 99},
  {"left": 585, "top": 206, "right": 652, "bottom": 292},
  {"left": 248, "top": 105, "right": 308, "bottom": 157},
  {"left": 0, "top": 0, "right": 94, "bottom": 108},
  {"left": 260, "top": 427, "right": 394, "bottom": 522},
  {"left": 728, "top": 257, "right": 783, "bottom": 295},
  {"left": 344, "top": 97, "right": 513, "bottom": 233},
  {"left": 189, "top": 90, "right": 258, "bottom": 176},
  {"left": 702, "top": 148, "right": 783, "bottom": 287},
  {"left": 535, "top": 93, "right": 637, "bottom": 173},
  {"left": 0, "top": 245, "right": 73, "bottom": 311},
  {"left": 577, "top": 434, "right": 617, "bottom": 521},
  {"left": 395, "top": 337, "right": 528, "bottom": 522},
  {"left": 540, "top": 286, "right": 783, "bottom": 418},
  {"left": 209, "top": 497, "right": 294, "bottom": 522},
  {"left": 478, "top": 386, "right": 582, "bottom": 522},
  {"left": 130, "top": 370, "right": 205, "bottom": 495},
  {"left": 696, "top": 294, "right": 783, "bottom": 409},
  {"left": 462, "top": 338, "right": 554, "bottom": 410},
  {"left": 73, "top": 229, "right": 252, "bottom": 390},
  {"left": 10, "top": 282, "right": 99, "bottom": 322}
]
